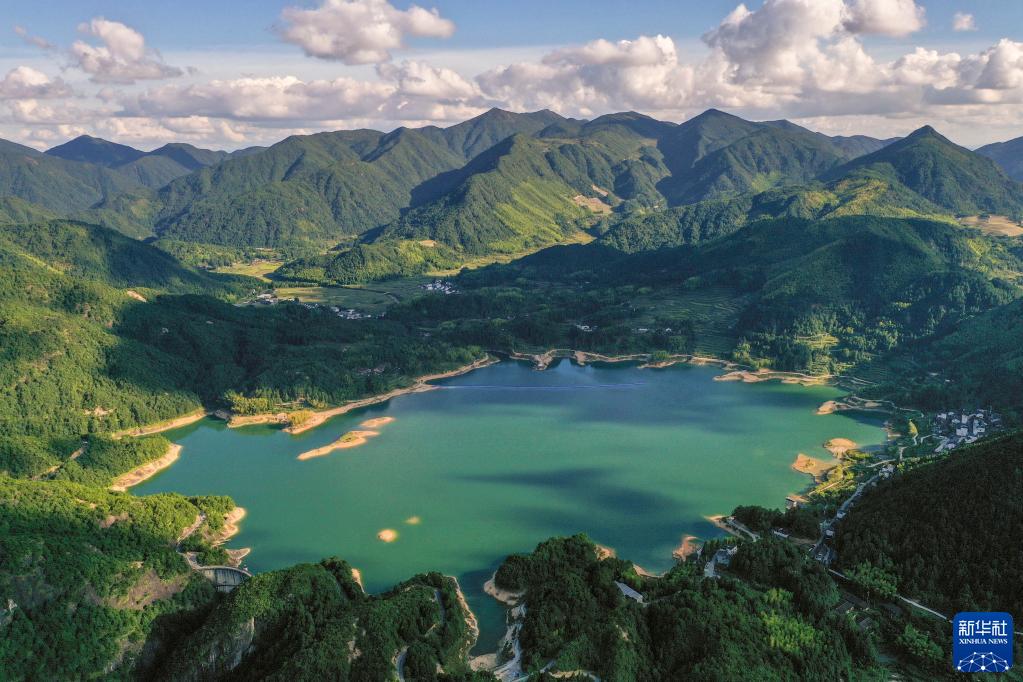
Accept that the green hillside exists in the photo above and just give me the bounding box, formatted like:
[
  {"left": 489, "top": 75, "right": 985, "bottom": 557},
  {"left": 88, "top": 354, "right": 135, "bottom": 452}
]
[
  {"left": 0, "top": 476, "right": 234, "bottom": 680},
  {"left": 489, "top": 535, "right": 877, "bottom": 680},
  {"left": 977, "top": 134, "right": 1023, "bottom": 181},
  {"left": 47, "top": 135, "right": 234, "bottom": 190},
  {"left": 835, "top": 431, "right": 1023, "bottom": 620},
  {"left": 156, "top": 562, "right": 480, "bottom": 680},
  {"left": 0, "top": 139, "right": 140, "bottom": 213},
  {"left": 825, "top": 126, "right": 1023, "bottom": 216},
  {"left": 45, "top": 135, "right": 145, "bottom": 166}
]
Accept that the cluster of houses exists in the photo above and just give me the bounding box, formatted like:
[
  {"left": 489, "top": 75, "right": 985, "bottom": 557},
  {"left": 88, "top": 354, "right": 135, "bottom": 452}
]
[
  {"left": 250, "top": 292, "right": 372, "bottom": 319},
  {"left": 703, "top": 544, "right": 738, "bottom": 578},
  {"left": 254, "top": 292, "right": 280, "bottom": 305},
  {"left": 421, "top": 280, "right": 457, "bottom": 294},
  {"left": 932, "top": 409, "right": 1002, "bottom": 453}
]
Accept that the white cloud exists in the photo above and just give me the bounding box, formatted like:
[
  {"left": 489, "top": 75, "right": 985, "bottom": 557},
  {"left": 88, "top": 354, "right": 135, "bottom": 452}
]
[
  {"left": 4, "top": 0, "right": 1023, "bottom": 149},
  {"left": 70, "top": 18, "right": 183, "bottom": 83},
  {"left": 278, "top": 0, "right": 454, "bottom": 64},
  {"left": 843, "top": 0, "right": 926, "bottom": 37},
  {"left": 13, "top": 25, "right": 56, "bottom": 51},
  {"left": 0, "top": 67, "right": 72, "bottom": 100},
  {"left": 953, "top": 12, "right": 976, "bottom": 32}
]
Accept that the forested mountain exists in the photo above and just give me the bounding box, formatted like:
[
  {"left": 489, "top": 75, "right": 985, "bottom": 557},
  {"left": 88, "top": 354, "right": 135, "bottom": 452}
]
[
  {"left": 488, "top": 535, "right": 878, "bottom": 680},
  {"left": 117, "top": 109, "right": 892, "bottom": 253},
  {"left": 824, "top": 126, "right": 1023, "bottom": 216},
  {"left": 977, "top": 134, "right": 1023, "bottom": 181},
  {"left": 835, "top": 431, "right": 1023, "bottom": 620},
  {"left": 46, "top": 135, "right": 240, "bottom": 189},
  {"left": 0, "top": 139, "right": 139, "bottom": 213}
]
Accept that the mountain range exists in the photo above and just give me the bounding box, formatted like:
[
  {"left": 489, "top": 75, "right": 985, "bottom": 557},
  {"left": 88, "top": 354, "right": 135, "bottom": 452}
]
[{"left": 0, "top": 108, "right": 1020, "bottom": 283}]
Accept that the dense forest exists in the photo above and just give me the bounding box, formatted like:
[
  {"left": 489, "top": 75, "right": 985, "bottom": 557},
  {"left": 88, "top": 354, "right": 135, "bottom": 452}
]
[
  {"left": 491, "top": 535, "right": 881, "bottom": 680},
  {"left": 835, "top": 431, "right": 1023, "bottom": 620}
]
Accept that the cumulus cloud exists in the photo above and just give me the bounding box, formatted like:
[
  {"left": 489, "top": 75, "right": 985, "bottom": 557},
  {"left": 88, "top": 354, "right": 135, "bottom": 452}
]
[
  {"left": 278, "top": 0, "right": 454, "bottom": 64},
  {"left": 121, "top": 60, "right": 487, "bottom": 126},
  {"left": 70, "top": 18, "right": 183, "bottom": 83},
  {"left": 0, "top": 67, "right": 72, "bottom": 100},
  {"left": 4, "top": 0, "right": 1023, "bottom": 149},
  {"left": 843, "top": 0, "right": 925, "bottom": 37},
  {"left": 953, "top": 12, "right": 977, "bottom": 32}
]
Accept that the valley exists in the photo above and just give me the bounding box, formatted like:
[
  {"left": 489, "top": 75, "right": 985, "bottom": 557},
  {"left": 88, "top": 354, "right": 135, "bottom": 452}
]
[{"left": 1, "top": 105, "right": 1021, "bottom": 680}]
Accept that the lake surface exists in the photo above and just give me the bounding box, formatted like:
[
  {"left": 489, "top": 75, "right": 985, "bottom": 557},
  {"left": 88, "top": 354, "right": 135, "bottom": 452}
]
[{"left": 134, "top": 359, "right": 886, "bottom": 650}]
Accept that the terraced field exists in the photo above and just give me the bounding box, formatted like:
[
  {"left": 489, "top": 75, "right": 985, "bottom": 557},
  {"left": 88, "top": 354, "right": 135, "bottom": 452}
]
[{"left": 634, "top": 285, "right": 744, "bottom": 358}]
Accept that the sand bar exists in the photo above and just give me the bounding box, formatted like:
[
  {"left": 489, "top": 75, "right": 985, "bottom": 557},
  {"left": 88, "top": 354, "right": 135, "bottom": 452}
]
[
  {"left": 377, "top": 529, "right": 398, "bottom": 543},
  {"left": 296, "top": 430, "right": 379, "bottom": 460},
  {"left": 110, "top": 444, "right": 182, "bottom": 491},
  {"left": 360, "top": 416, "right": 395, "bottom": 428}
]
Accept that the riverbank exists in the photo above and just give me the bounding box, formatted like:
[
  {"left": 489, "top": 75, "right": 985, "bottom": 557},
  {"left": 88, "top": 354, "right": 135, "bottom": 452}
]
[
  {"left": 110, "top": 444, "right": 183, "bottom": 491},
  {"left": 224, "top": 356, "right": 499, "bottom": 435},
  {"left": 499, "top": 348, "right": 852, "bottom": 390},
  {"left": 113, "top": 410, "right": 208, "bottom": 439}
]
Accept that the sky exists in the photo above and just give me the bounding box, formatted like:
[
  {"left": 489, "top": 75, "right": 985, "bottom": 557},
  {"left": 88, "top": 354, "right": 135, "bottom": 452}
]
[{"left": 1, "top": 0, "right": 1021, "bottom": 151}]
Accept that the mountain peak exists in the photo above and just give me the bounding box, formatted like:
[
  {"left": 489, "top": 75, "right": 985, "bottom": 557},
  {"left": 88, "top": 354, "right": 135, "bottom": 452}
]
[
  {"left": 46, "top": 135, "right": 145, "bottom": 167},
  {"left": 906, "top": 125, "right": 942, "bottom": 140}
]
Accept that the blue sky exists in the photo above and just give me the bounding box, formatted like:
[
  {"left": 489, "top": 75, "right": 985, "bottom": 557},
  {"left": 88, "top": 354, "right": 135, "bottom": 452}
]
[
  {"left": 1, "top": 1, "right": 1022, "bottom": 149},
  {"left": 6, "top": 1, "right": 1014, "bottom": 49}
]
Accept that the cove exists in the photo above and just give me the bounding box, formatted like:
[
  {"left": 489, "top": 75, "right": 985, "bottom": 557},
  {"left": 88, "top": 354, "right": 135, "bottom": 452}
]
[{"left": 132, "top": 359, "right": 886, "bottom": 650}]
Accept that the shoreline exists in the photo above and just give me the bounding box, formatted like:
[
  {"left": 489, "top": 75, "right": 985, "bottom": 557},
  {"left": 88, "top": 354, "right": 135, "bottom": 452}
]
[
  {"left": 109, "top": 444, "right": 183, "bottom": 492},
  {"left": 112, "top": 409, "right": 208, "bottom": 439},
  {"left": 225, "top": 356, "right": 499, "bottom": 435},
  {"left": 483, "top": 573, "right": 525, "bottom": 606}
]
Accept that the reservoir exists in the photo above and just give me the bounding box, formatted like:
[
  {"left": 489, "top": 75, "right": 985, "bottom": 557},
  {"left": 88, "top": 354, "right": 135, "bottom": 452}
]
[{"left": 133, "top": 359, "right": 886, "bottom": 649}]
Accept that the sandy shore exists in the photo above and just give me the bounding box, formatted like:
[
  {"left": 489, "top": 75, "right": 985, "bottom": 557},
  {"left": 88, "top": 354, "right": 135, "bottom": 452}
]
[
  {"left": 824, "top": 438, "right": 858, "bottom": 457},
  {"left": 595, "top": 543, "right": 617, "bottom": 560},
  {"left": 483, "top": 574, "right": 525, "bottom": 606},
  {"left": 278, "top": 356, "right": 498, "bottom": 435},
  {"left": 673, "top": 535, "right": 701, "bottom": 561},
  {"left": 113, "top": 410, "right": 207, "bottom": 439},
  {"left": 296, "top": 430, "right": 380, "bottom": 460},
  {"left": 715, "top": 368, "right": 831, "bottom": 386},
  {"left": 452, "top": 577, "right": 481, "bottom": 658},
  {"left": 791, "top": 453, "right": 836, "bottom": 480},
  {"left": 817, "top": 396, "right": 891, "bottom": 415},
  {"left": 351, "top": 568, "right": 364, "bottom": 591},
  {"left": 217, "top": 507, "right": 246, "bottom": 543},
  {"left": 110, "top": 444, "right": 182, "bottom": 491},
  {"left": 227, "top": 412, "right": 289, "bottom": 428}
]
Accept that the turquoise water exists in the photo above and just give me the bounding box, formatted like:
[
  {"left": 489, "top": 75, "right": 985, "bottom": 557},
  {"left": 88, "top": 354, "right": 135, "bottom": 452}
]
[{"left": 134, "top": 360, "right": 885, "bottom": 650}]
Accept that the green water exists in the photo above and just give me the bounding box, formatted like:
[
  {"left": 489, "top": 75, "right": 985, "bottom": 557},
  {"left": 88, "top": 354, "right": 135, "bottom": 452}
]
[{"left": 134, "top": 359, "right": 885, "bottom": 650}]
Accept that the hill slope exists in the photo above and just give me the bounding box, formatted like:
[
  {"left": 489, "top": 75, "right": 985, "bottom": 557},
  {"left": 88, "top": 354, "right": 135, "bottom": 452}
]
[
  {"left": 825, "top": 126, "right": 1023, "bottom": 216},
  {"left": 976, "top": 135, "right": 1023, "bottom": 181},
  {"left": 835, "top": 431, "right": 1023, "bottom": 620},
  {"left": 0, "top": 139, "right": 140, "bottom": 214}
]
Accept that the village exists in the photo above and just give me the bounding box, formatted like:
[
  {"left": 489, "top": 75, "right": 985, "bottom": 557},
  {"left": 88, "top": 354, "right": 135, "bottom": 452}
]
[
  {"left": 930, "top": 408, "right": 1002, "bottom": 453},
  {"left": 248, "top": 291, "right": 374, "bottom": 319}
]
